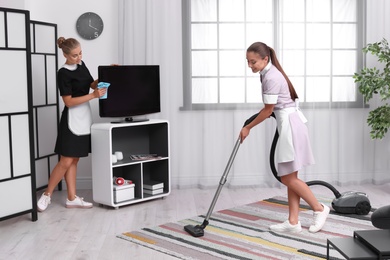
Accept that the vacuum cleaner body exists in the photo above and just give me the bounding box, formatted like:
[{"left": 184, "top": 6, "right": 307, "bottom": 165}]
[
  {"left": 305, "top": 180, "right": 372, "bottom": 215},
  {"left": 332, "top": 191, "right": 371, "bottom": 215}
]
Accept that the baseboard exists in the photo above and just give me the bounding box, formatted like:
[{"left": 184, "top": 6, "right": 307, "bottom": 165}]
[{"left": 60, "top": 177, "right": 92, "bottom": 190}]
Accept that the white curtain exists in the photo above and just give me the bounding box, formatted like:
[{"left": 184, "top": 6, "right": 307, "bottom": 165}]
[{"left": 118, "top": 0, "right": 390, "bottom": 189}]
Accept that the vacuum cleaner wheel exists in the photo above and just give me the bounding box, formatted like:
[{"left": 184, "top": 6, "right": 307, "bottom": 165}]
[{"left": 355, "top": 201, "right": 371, "bottom": 215}]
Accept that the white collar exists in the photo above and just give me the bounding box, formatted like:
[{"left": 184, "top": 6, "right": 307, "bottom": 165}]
[
  {"left": 260, "top": 61, "right": 272, "bottom": 77},
  {"left": 61, "top": 61, "right": 82, "bottom": 71}
]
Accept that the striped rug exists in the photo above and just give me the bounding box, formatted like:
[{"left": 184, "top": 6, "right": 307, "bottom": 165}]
[{"left": 117, "top": 196, "right": 376, "bottom": 259}]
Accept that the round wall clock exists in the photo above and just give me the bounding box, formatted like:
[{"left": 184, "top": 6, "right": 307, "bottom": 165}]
[{"left": 76, "top": 12, "right": 104, "bottom": 40}]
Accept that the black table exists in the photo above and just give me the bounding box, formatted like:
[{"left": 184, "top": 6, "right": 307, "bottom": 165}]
[
  {"left": 327, "top": 237, "right": 378, "bottom": 260},
  {"left": 354, "top": 229, "right": 390, "bottom": 259}
]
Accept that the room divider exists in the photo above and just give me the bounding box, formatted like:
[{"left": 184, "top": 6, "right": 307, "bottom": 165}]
[
  {"left": 30, "top": 20, "right": 60, "bottom": 191},
  {"left": 0, "top": 7, "right": 59, "bottom": 222}
]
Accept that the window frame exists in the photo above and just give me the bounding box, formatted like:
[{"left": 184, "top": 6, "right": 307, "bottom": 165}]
[{"left": 181, "top": 0, "right": 367, "bottom": 111}]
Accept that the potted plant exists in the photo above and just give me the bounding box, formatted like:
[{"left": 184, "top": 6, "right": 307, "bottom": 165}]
[{"left": 353, "top": 38, "right": 390, "bottom": 139}]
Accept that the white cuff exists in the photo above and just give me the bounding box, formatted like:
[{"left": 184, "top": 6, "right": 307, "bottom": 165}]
[{"left": 263, "top": 94, "right": 278, "bottom": 104}]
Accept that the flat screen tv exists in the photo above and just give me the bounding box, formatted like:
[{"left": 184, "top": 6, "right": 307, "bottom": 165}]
[{"left": 98, "top": 65, "right": 161, "bottom": 123}]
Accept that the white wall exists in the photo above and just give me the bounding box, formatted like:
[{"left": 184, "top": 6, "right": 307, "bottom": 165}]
[{"left": 0, "top": 0, "right": 24, "bottom": 9}]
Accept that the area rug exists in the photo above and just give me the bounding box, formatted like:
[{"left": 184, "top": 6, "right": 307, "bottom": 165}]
[{"left": 117, "top": 196, "right": 375, "bottom": 259}]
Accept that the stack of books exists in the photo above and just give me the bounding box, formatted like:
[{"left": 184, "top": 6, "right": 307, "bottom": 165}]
[{"left": 143, "top": 181, "right": 164, "bottom": 195}]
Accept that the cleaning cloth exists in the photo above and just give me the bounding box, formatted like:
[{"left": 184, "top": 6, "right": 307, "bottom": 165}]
[{"left": 97, "top": 82, "right": 110, "bottom": 99}]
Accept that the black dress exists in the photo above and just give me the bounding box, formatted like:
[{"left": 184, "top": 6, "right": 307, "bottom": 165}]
[{"left": 54, "top": 61, "right": 94, "bottom": 157}]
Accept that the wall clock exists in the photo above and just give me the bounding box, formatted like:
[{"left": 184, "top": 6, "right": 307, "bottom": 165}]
[{"left": 76, "top": 12, "right": 104, "bottom": 40}]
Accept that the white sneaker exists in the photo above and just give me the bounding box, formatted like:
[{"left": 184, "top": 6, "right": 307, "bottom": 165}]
[
  {"left": 309, "top": 203, "right": 330, "bottom": 233},
  {"left": 270, "top": 220, "right": 302, "bottom": 233},
  {"left": 66, "top": 195, "right": 93, "bottom": 209},
  {"left": 37, "top": 193, "right": 51, "bottom": 212}
]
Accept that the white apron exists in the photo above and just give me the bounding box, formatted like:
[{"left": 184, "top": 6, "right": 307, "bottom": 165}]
[
  {"left": 273, "top": 99, "right": 307, "bottom": 163},
  {"left": 68, "top": 102, "right": 92, "bottom": 136}
]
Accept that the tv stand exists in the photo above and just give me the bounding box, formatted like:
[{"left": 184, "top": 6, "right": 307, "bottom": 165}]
[
  {"left": 91, "top": 120, "right": 170, "bottom": 208},
  {"left": 111, "top": 117, "right": 150, "bottom": 124},
  {"left": 125, "top": 117, "right": 149, "bottom": 122}
]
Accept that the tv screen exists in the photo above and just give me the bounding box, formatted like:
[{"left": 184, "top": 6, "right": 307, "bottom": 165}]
[{"left": 98, "top": 65, "right": 161, "bottom": 122}]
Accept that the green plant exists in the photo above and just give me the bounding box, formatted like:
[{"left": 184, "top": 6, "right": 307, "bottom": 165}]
[{"left": 353, "top": 38, "right": 390, "bottom": 139}]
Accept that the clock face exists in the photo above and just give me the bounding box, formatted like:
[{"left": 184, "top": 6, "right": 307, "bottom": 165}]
[{"left": 76, "top": 12, "right": 104, "bottom": 40}]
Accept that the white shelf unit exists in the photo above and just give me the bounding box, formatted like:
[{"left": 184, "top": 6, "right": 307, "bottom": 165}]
[{"left": 91, "top": 120, "right": 170, "bottom": 208}]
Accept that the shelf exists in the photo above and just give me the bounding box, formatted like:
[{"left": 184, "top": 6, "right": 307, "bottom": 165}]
[
  {"left": 91, "top": 120, "right": 170, "bottom": 208},
  {"left": 112, "top": 156, "right": 168, "bottom": 168}
]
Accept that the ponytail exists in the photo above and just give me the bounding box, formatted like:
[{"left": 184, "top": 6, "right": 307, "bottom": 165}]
[
  {"left": 268, "top": 47, "right": 298, "bottom": 100},
  {"left": 247, "top": 42, "right": 298, "bottom": 100}
]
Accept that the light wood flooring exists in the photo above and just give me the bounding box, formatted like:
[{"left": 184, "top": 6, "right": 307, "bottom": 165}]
[{"left": 1, "top": 183, "right": 389, "bottom": 260}]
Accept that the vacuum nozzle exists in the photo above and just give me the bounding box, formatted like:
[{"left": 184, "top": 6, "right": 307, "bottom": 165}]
[
  {"left": 184, "top": 220, "right": 209, "bottom": 237},
  {"left": 184, "top": 224, "right": 205, "bottom": 237}
]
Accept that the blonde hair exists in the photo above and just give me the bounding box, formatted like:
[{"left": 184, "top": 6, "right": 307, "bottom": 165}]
[
  {"left": 247, "top": 42, "right": 298, "bottom": 100},
  {"left": 57, "top": 37, "right": 80, "bottom": 55}
]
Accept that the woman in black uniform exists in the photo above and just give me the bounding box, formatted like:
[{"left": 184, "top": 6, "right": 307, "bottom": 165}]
[{"left": 37, "top": 37, "right": 106, "bottom": 212}]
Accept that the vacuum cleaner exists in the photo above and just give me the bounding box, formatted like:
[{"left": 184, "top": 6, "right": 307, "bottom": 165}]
[{"left": 184, "top": 113, "right": 371, "bottom": 238}]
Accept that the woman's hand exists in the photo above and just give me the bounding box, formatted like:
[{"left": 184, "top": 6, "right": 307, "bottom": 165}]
[
  {"left": 239, "top": 127, "right": 250, "bottom": 143},
  {"left": 93, "top": 87, "right": 107, "bottom": 98}
]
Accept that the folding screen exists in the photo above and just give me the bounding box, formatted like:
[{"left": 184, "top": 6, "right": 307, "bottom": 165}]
[
  {"left": 30, "top": 20, "right": 60, "bottom": 191},
  {"left": 0, "top": 7, "right": 37, "bottom": 221}
]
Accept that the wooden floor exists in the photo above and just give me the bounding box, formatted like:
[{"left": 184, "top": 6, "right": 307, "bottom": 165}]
[{"left": 1, "top": 183, "right": 389, "bottom": 260}]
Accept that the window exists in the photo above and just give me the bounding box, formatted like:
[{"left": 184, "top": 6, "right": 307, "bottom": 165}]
[{"left": 182, "top": 0, "right": 366, "bottom": 110}]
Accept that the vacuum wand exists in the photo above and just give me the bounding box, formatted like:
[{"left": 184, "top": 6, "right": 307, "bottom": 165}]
[
  {"left": 205, "top": 137, "right": 241, "bottom": 219},
  {"left": 184, "top": 137, "right": 241, "bottom": 237},
  {"left": 184, "top": 113, "right": 259, "bottom": 237}
]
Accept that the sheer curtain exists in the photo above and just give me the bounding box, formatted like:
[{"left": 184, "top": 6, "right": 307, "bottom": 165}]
[{"left": 118, "top": 0, "right": 390, "bottom": 189}]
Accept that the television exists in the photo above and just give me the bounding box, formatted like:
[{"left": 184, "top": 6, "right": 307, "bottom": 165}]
[{"left": 98, "top": 65, "right": 161, "bottom": 123}]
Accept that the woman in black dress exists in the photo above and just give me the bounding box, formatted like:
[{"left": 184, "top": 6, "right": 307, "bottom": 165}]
[{"left": 37, "top": 37, "right": 106, "bottom": 212}]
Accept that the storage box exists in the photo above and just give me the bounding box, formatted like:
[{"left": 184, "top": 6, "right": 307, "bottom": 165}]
[{"left": 113, "top": 184, "right": 135, "bottom": 203}]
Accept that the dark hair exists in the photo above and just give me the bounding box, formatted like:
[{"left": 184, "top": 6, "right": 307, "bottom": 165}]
[
  {"left": 247, "top": 42, "right": 298, "bottom": 100},
  {"left": 57, "top": 37, "right": 80, "bottom": 55}
]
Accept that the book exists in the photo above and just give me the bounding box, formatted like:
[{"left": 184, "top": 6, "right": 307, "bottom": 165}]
[
  {"left": 143, "top": 181, "right": 164, "bottom": 190},
  {"left": 129, "top": 154, "right": 161, "bottom": 161},
  {"left": 143, "top": 188, "right": 164, "bottom": 195}
]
